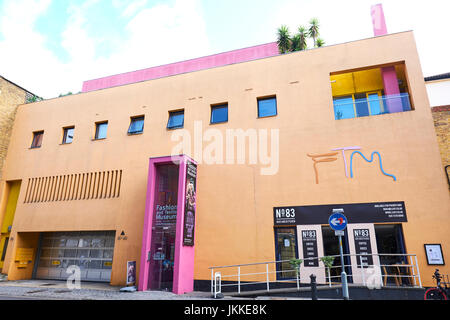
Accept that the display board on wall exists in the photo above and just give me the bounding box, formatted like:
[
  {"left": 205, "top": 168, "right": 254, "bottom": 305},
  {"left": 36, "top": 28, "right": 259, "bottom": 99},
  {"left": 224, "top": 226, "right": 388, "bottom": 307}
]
[
  {"left": 353, "top": 229, "right": 373, "bottom": 268},
  {"left": 301, "top": 230, "right": 319, "bottom": 267},
  {"left": 274, "top": 201, "right": 407, "bottom": 226},
  {"left": 183, "top": 161, "right": 197, "bottom": 246},
  {"left": 424, "top": 244, "right": 445, "bottom": 265}
]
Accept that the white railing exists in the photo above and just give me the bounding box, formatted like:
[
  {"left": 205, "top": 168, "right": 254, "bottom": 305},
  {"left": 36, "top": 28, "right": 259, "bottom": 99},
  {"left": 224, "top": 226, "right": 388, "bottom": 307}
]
[{"left": 209, "top": 253, "right": 421, "bottom": 296}]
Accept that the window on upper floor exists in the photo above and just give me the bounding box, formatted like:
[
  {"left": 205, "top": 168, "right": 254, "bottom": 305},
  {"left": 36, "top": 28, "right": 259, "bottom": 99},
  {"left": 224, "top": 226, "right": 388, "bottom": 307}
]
[
  {"left": 128, "top": 116, "right": 145, "bottom": 134},
  {"left": 167, "top": 110, "right": 184, "bottom": 129},
  {"left": 330, "top": 63, "right": 413, "bottom": 121},
  {"left": 257, "top": 96, "right": 277, "bottom": 118},
  {"left": 210, "top": 103, "right": 228, "bottom": 124},
  {"left": 62, "top": 126, "right": 75, "bottom": 144},
  {"left": 31, "top": 131, "right": 44, "bottom": 148},
  {"left": 95, "top": 121, "right": 108, "bottom": 140}
]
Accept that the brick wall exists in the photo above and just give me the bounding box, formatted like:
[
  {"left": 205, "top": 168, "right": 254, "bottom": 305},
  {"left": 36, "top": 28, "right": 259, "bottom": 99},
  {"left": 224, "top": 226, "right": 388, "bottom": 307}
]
[
  {"left": 0, "top": 77, "right": 28, "bottom": 180},
  {"left": 431, "top": 105, "right": 450, "bottom": 167}
]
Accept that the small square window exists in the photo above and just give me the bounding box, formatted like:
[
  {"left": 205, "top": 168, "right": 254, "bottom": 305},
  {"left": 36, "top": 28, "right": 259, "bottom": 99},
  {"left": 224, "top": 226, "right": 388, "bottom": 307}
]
[
  {"left": 128, "top": 116, "right": 145, "bottom": 134},
  {"left": 95, "top": 122, "right": 108, "bottom": 140},
  {"left": 167, "top": 110, "right": 184, "bottom": 129},
  {"left": 211, "top": 103, "right": 228, "bottom": 124},
  {"left": 62, "top": 127, "right": 75, "bottom": 144},
  {"left": 257, "top": 96, "right": 277, "bottom": 118},
  {"left": 31, "top": 131, "right": 44, "bottom": 148}
]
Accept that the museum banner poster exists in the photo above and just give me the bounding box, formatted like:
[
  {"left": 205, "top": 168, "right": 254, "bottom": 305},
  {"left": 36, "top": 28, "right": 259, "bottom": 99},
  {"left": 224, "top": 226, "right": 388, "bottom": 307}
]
[{"left": 183, "top": 160, "right": 197, "bottom": 246}]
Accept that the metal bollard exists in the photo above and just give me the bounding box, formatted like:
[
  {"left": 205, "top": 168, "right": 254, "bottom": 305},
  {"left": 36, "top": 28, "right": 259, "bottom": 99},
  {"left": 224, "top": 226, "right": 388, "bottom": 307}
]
[{"left": 310, "top": 274, "right": 318, "bottom": 300}]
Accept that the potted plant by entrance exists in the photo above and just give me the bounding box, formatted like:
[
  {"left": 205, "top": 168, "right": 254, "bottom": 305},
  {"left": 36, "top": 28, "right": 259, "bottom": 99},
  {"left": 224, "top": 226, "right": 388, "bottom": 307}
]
[
  {"left": 320, "top": 256, "right": 335, "bottom": 286},
  {"left": 289, "top": 258, "right": 303, "bottom": 279}
]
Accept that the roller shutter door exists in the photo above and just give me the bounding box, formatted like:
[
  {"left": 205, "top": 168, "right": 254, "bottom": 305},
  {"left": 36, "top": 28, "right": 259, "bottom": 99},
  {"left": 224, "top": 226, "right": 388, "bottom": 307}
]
[{"left": 35, "top": 231, "right": 115, "bottom": 282}]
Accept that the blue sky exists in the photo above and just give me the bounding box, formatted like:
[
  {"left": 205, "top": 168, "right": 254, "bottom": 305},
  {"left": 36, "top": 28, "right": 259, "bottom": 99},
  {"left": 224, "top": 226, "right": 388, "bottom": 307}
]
[{"left": 0, "top": 0, "right": 449, "bottom": 98}]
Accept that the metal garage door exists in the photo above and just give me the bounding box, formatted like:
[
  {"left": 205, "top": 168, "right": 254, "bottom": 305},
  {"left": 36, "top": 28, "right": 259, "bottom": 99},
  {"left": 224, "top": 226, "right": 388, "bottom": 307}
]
[{"left": 35, "top": 231, "right": 115, "bottom": 282}]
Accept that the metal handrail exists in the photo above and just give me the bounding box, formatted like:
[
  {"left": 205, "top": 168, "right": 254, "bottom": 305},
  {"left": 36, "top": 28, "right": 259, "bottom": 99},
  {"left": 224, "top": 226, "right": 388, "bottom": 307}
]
[{"left": 210, "top": 253, "right": 422, "bottom": 296}]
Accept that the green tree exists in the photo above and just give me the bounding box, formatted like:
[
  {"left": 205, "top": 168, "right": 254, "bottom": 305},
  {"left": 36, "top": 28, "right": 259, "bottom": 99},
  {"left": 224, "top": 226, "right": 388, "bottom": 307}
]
[
  {"left": 277, "top": 25, "right": 291, "bottom": 54},
  {"left": 297, "top": 26, "right": 308, "bottom": 51},
  {"left": 316, "top": 38, "right": 325, "bottom": 48},
  {"left": 308, "top": 18, "right": 320, "bottom": 47}
]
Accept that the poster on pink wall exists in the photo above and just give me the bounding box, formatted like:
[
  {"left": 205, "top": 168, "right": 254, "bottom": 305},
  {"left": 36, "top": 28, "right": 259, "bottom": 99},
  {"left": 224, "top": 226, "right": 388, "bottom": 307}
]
[{"left": 183, "top": 161, "right": 197, "bottom": 246}]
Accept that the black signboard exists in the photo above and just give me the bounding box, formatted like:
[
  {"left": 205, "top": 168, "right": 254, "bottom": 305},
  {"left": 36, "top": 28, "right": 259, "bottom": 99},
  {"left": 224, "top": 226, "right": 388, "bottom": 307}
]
[
  {"left": 274, "top": 201, "right": 407, "bottom": 226},
  {"left": 301, "top": 230, "right": 319, "bottom": 267},
  {"left": 183, "top": 161, "right": 197, "bottom": 246},
  {"left": 353, "top": 229, "right": 373, "bottom": 268}
]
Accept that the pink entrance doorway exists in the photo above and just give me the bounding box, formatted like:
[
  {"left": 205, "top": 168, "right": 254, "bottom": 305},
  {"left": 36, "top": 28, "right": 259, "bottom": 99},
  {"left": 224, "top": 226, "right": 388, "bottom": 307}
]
[{"left": 138, "top": 155, "right": 198, "bottom": 294}]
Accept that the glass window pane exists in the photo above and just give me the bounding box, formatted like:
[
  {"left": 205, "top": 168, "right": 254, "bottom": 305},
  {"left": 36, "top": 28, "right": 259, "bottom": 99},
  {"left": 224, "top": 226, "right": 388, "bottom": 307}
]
[
  {"left": 89, "top": 249, "right": 103, "bottom": 258},
  {"left": 96, "top": 123, "right": 108, "bottom": 139},
  {"left": 167, "top": 111, "right": 184, "bottom": 129},
  {"left": 63, "top": 128, "right": 74, "bottom": 143},
  {"left": 78, "top": 238, "right": 91, "bottom": 248},
  {"left": 128, "top": 117, "right": 145, "bottom": 134},
  {"left": 354, "top": 93, "right": 369, "bottom": 117},
  {"left": 258, "top": 97, "right": 277, "bottom": 118},
  {"left": 333, "top": 96, "right": 355, "bottom": 120},
  {"left": 31, "top": 132, "right": 43, "bottom": 148},
  {"left": 89, "top": 260, "right": 102, "bottom": 269},
  {"left": 368, "top": 94, "right": 382, "bottom": 115},
  {"left": 64, "top": 249, "right": 77, "bottom": 258},
  {"left": 103, "top": 250, "right": 114, "bottom": 259},
  {"left": 76, "top": 249, "right": 89, "bottom": 258},
  {"left": 91, "top": 238, "right": 105, "bottom": 248},
  {"left": 66, "top": 238, "right": 79, "bottom": 247},
  {"left": 211, "top": 105, "right": 228, "bottom": 123}
]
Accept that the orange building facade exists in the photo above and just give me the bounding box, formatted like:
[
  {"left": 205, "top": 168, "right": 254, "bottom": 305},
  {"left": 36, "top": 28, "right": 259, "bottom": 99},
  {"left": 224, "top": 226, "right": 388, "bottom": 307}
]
[{"left": 0, "top": 31, "right": 448, "bottom": 291}]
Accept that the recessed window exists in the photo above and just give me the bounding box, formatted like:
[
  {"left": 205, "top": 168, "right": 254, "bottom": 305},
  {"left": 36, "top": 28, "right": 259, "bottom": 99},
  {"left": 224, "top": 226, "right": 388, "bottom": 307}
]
[
  {"left": 167, "top": 110, "right": 184, "bottom": 129},
  {"left": 95, "top": 121, "right": 108, "bottom": 140},
  {"left": 257, "top": 96, "right": 277, "bottom": 118},
  {"left": 62, "top": 127, "right": 75, "bottom": 144},
  {"left": 211, "top": 103, "right": 228, "bottom": 124},
  {"left": 330, "top": 63, "right": 412, "bottom": 120},
  {"left": 128, "top": 116, "right": 145, "bottom": 134},
  {"left": 31, "top": 131, "right": 44, "bottom": 148}
]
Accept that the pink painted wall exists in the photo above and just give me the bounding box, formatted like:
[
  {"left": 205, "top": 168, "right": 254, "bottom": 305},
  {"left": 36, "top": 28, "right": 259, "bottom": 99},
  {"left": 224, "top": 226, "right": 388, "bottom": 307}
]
[
  {"left": 138, "top": 155, "right": 197, "bottom": 294},
  {"left": 82, "top": 42, "right": 279, "bottom": 92},
  {"left": 382, "top": 66, "right": 404, "bottom": 113}
]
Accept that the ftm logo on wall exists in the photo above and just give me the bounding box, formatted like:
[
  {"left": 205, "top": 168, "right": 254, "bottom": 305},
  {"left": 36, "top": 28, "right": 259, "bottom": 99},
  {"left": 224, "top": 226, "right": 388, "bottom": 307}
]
[{"left": 307, "top": 146, "right": 397, "bottom": 184}]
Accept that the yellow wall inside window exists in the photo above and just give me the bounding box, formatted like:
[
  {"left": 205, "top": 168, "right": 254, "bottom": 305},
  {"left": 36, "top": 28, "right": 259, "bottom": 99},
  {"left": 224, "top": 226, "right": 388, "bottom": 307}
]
[{"left": 331, "top": 68, "right": 384, "bottom": 97}]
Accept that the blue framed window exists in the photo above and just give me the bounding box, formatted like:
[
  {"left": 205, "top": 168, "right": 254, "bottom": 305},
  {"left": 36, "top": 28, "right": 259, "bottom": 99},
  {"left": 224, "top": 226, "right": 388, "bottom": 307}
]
[
  {"left": 128, "top": 116, "right": 145, "bottom": 134},
  {"left": 258, "top": 96, "right": 277, "bottom": 118},
  {"left": 167, "top": 110, "right": 184, "bottom": 129},
  {"left": 62, "top": 127, "right": 75, "bottom": 144},
  {"left": 95, "top": 122, "right": 108, "bottom": 139},
  {"left": 210, "top": 103, "right": 228, "bottom": 124}
]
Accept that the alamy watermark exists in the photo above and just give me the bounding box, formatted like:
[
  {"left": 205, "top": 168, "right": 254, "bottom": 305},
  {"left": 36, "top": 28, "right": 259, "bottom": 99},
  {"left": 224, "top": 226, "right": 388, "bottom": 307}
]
[
  {"left": 170, "top": 121, "right": 280, "bottom": 175},
  {"left": 66, "top": 265, "right": 81, "bottom": 290}
]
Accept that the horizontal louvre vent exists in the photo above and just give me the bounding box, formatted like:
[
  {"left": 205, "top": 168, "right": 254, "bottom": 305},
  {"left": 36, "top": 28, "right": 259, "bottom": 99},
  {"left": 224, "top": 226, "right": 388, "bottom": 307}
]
[{"left": 24, "top": 170, "right": 122, "bottom": 203}]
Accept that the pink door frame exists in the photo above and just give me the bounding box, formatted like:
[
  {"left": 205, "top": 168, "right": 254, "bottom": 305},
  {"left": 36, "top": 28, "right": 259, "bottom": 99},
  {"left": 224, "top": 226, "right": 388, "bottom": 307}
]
[{"left": 138, "top": 155, "right": 197, "bottom": 294}]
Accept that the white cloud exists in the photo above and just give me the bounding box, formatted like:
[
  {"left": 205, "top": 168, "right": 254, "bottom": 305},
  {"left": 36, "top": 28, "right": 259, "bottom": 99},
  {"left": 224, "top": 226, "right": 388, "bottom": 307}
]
[
  {"left": 0, "top": 0, "right": 210, "bottom": 98},
  {"left": 91, "top": 0, "right": 211, "bottom": 79}
]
